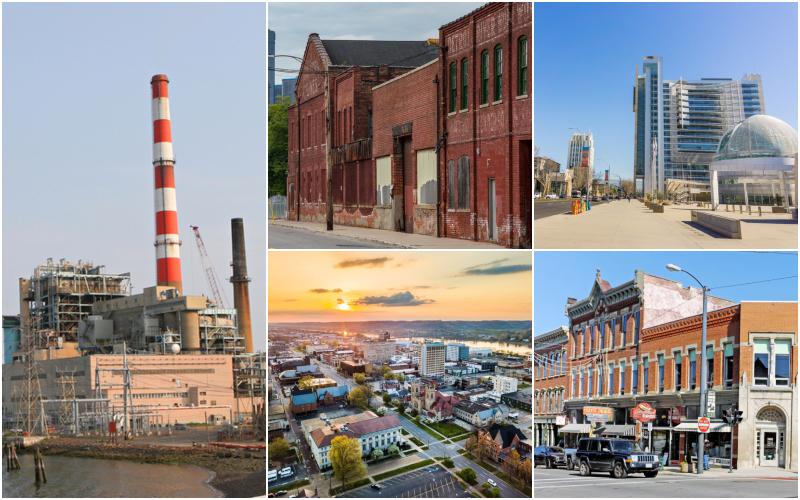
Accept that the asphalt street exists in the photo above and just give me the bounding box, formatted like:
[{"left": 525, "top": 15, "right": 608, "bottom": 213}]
[
  {"left": 317, "top": 363, "right": 528, "bottom": 498},
  {"left": 534, "top": 465, "right": 798, "bottom": 498},
  {"left": 341, "top": 465, "right": 470, "bottom": 498},
  {"left": 268, "top": 226, "right": 390, "bottom": 248},
  {"left": 534, "top": 198, "right": 611, "bottom": 220}
]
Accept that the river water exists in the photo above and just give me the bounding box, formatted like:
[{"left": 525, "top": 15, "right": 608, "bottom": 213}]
[
  {"left": 2, "top": 454, "right": 219, "bottom": 498},
  {"left": 392, "top": 337, "right": 532, "bottom": 356}
]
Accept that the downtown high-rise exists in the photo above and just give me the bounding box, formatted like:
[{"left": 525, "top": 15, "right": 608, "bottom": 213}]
[
  {"left": 567, "top": 132, "right": 594, "bottom": 194},
  {"left": 633, "top": 56, "right": 764, "bottom": 196}
]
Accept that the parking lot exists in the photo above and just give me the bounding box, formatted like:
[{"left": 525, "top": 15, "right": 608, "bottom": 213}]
[
  {"left": 268, "top": 465, "right": 304, "bottom": 490},
  {"left": 340, "top": 466, "right": 470, "bottom": 498}
]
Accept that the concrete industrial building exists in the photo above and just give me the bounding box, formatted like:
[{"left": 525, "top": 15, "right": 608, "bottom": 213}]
[
  {"left": 633, "top": 56, "right": 765, "bottom": 197},
  {"left": 420, "top": 342, "right": 445, "bottom": 377},
  {"left": 493, "top": 375, "right": 518, "bottom": 396},
  {"left": 2, "top": 75, "right": 265, "bottom": 435}
]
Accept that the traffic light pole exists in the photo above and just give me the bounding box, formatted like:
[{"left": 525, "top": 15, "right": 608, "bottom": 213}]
[{"left": 729, "top": 405, "right": 735, "bottom": 473}]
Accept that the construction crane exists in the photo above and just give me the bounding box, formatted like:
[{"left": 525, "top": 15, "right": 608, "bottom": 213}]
[{"left": 190, "top": 226, "right": 229, "bottom": 308}]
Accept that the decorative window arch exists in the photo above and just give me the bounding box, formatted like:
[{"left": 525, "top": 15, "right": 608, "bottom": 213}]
[{"left": 757, "top": 407, "right": 785, "bottom": 422}]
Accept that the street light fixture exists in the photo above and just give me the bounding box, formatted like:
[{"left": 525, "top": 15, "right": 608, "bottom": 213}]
[{"left": 667, "top": 263, "right": 708, "bottom": 475}]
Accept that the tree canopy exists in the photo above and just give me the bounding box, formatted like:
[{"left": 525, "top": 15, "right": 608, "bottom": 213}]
[
  {"left": 268, "top": 95, "right": 291, "bottom": 196},
  {"left": 329, "top": 435, "right": 367, "bottom": 489}
]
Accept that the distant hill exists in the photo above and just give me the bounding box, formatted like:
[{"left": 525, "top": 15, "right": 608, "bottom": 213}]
[{"left": 268, "top": 320, "right": 532, "bottom": 334}]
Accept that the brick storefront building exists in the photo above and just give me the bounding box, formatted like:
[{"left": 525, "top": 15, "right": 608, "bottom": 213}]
[
  {"left": 535, "top": 268, "right": 798, "bottom": 470},
  {"left": 533, "top": 327, "right": 569, "bottom": 447},
  {"left": 439, "top": 2, "right": 532, "bottom": 247}
]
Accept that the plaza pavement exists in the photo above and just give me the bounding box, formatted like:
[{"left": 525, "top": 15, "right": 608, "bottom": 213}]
[{"left": 534, "top": 199, "right": 798, "bottom": 249}]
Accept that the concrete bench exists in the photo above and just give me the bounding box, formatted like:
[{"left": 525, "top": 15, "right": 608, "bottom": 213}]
[
  {"left": 691, "top": 210, "right": 742, "bottom": 239},
  {"left": 772, "top": 206, "right": 787, "bottom": 214}
]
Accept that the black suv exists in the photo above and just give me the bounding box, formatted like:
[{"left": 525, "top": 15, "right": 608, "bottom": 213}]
[{"left": 575, "top": 438, "right": 659, "bottom": 479}]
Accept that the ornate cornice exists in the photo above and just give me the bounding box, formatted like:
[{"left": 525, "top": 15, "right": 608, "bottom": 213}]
[{"left": 643, "top": 305, "right": 740, "bottom": 341}]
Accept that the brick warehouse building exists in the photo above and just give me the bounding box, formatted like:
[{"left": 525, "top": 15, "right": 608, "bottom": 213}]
[
  {"left": 287, "top": 34, "right": 438, "bottom": 225},
  {"left": 439, "top": 2, "right": 532, "bottom": 247},
  {"left": 534, "top": 269, "right": 798, "bottom": 470},
  {"left": 286, "top": 3, "right": 532, "bottom": 248}
]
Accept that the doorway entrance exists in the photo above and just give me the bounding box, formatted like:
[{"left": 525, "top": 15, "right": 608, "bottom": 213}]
[
  {"left": 403, "top": 137, "right": 414, "bottom": 233},
  {"left": 756, "top": 406, "right": 786, "bottom": 468},
  {"left": 488, "top": 178, "right": 497, "bottom": 241}
]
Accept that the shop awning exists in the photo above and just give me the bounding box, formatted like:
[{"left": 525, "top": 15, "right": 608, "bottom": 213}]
[
  {"left": 595, "top": 424, "right": 636, "bottom": 436},
  {"left": 558, "top": 423, "right": 591, "bottom": 433},
  {"left": 672, "top": 422, "right": 732, "bottom": 433}
]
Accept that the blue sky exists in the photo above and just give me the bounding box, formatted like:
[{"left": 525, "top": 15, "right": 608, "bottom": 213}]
[
  {"left": 2, "top": 3, "right": 266, "bottom": 351},
  {"left": 534, "top": 2, "right": 799, "bottom": 181},
  {"left": 534, "top": 251, "right": 798, "bottom": 334}
]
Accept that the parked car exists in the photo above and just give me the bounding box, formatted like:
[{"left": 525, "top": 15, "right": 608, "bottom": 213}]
[
  {"left": 534, "top": 445, "right": 567, "bottom": 469},
  {"left": 592, "top": 196, "right": 601, "bottom": 202},
  {"left": 534, "top": 192, "right": 541, "bottom": 199},
  {"left": 487, "top": 479, "right": 497, "bottom": 487},
  {"left": 274, "top": 491, "right": 287, "bottom": 497},
  {"left": 545, "top": 193, "right": 558, "bottom": 200},
  {"left": 602, "top": 195, "right": 608, "bottom": 200},
  {"left": 564, "top": 447, "right": 579, "bottom": 470},
  {"left": 574, "top": 437, "right": 659, "bottom": 479},
  {"left": 559, "top": 193, "right": 567, "bottom": 199},
  {"left": 371, "top": 484, "right": 382, "bottom": 490}
]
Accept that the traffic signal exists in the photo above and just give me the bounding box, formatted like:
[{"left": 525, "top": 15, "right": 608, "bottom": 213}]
[
  {"left": 722, "top": 409, "right": 731, "bottom": 424},
  {"left": 734, "top": 410, "right": 744, "bottom": 425}
]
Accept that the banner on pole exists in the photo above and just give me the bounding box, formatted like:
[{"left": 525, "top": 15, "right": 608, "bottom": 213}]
[{"left": 581, "top": 147, "right": 589, "bottom": 168}]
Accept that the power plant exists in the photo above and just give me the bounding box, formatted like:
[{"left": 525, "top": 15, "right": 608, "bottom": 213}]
[{"left": 2, "top": 75, "right": 265, "bottom": 437}]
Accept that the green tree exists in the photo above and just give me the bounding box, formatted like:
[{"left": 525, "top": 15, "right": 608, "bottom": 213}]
[
  {"left": 442, "top": 458, "right": 454, "bottom": 468},
  {"left": 482, "top": 482, "right": 492, "bottom": 490},
  {"left": 490, "top": 487, "right": 501, "bottom": 497},
  {"left": 371, "top": 449, "right": 384, "bottom": 460},
  {"left": 329, "top": 435, "right": 367, "bottom": 490},
  {"left": 349, "top": 385, "right": 371, "bottom": 408},
  {"left": 376, "top": 406, "right": 387, "bottom": 416},
  {"left": 268, "top": 95, "right": 291, "bottom": 196},
  {"left": 414, "top": 415, "right": 421, "bottom": 426},
  {"left": 268, "top": 437, "right": 290, "bottom": 465},
  {"left": 387, "top": 444, "right": 399, "bottom": 456},
  {"left": 396, "top": 373, "right": 406, "bottom": 384},
  {"left": 518, "top": 459, "right": 532, "bottom": 484},
  {"left": 383, "top": 371, "right": 396, "bottom": 381},
  {"left": 354, "top": 373, "right": 366, "bottom": 385},
  {"left": 298, "top": 375, "right": 316, "bottom": 390},
  {"left": 382, "top": 393, "right": 392, "bottom": 404},
  {"left": 397, "top": 402, "right": 405, "bottom": 414},
  {"left": 458, "top": 467, "right": 477, "bottom": 483}
]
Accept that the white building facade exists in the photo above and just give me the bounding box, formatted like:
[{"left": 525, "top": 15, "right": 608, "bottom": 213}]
[{"left": 421, "top": 343, "right": 445, "bottom": 377}]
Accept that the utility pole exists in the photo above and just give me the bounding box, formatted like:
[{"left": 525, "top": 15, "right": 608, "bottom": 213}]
[
  {"left": 19, "top": 317, "right": 46, "bottom": 436},
  {"left": 324, "top": 54, "right": 333, "bottom": 231}
]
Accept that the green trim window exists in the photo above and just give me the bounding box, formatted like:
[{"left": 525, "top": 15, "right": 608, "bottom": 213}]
[
  {"left": 494, "top": 45, "right": 502, "bottom": 102},
  {"left": 449, "top": 62, "right": 457, "bottom": 113},
  {"left": 481, "top": 50, "right": 489, "bottom": 104},
  {"left": 518, "top": 36, "right": 528, "bottom": 96},
  {"left": 461, "top": 59, "right": 468, "bottom": 110}
]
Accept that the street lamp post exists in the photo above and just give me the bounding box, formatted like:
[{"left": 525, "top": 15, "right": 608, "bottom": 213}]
[{"left": 667, "top": 263, "right": 708, "bottom": 475}]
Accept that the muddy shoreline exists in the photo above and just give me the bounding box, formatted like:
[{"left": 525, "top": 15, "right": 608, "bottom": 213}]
[{"left": 20, "top": 437, "right": 266, "bottom": 498}]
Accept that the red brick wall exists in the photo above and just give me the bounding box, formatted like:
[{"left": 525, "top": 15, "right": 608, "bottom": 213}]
[
  {"left": 439, "top": 2, "right": 532, "bottom": 248},
  {"left": 739, "top": 302, "right": 798, "bottom": 384}
]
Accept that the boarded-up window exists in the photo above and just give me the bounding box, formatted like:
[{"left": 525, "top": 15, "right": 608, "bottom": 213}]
[
  {"left": 448, "top": 160, "right": 456, "bottom": 208},
  {"left": 416, "top": 148, "right": 437, "bottom": 206},
  {"left": 345, "top": 162, "right": 358, "bottom": 205},
  {"left": 333, "top": 165, "right": 344, "bottom": 205},
  {"left": 359, "top": 160, "right": 374, "bottom": 206},
  {"left": 376, "top": 156, "right": 391, "bottom": 206},
  {"left": 457, "top": 156, "right": 470, "bottom": 210}
]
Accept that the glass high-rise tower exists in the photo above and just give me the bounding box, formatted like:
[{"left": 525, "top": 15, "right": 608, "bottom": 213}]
[
  {"left": 567, "top": 132, "right": 593, "bottom": 195},
  {"left": 633, "top": 56, "right": 765, "bottom": 197}
]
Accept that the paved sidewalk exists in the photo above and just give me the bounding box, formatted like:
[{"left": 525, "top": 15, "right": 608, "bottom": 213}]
[
  {"left": 534, "top": 200, "right": 798, "bottom": 249},
  {"left": 660, "top": 465, "right": 798, "bottom": 479},
  {"left": 269, "top": 219, "right": 505, "bottom": 249}
]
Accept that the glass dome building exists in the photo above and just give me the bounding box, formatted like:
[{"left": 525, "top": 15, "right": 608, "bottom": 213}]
[{"left": 710, "top": 115, "right": 797, "bottom": 210}]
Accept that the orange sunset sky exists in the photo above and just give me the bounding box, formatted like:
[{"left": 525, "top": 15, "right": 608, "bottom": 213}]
[{"left": 268, "top": 251, "right": 532, "bottom": 323}]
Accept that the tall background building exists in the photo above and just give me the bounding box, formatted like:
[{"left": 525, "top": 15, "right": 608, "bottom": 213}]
[
  {"left": 268, "top": 29, "right": 276, "bottom": 105},
  {"left": 420, "top": 342, "right": 445, "bottom": 377},
  {"left": 567, "top": 132, "right": 594, "bottom": 195},
  {"left": 281, "top": 78, "right": 297, "bottom": 104},
  {"left": 633, "top": 56, "right": 765, "bottom": 198}
]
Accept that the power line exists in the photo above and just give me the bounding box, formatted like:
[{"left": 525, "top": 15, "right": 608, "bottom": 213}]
[{"left": 710, "top": 275, "right": 797, "bottom": 290}]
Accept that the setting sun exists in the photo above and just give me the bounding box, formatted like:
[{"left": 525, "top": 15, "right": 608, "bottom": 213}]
[{"left": 337, "top": 302, "right": 351, "bottom": 311}]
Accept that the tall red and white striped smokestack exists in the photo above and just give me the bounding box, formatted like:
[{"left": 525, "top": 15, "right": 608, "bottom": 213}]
[{"left": 151, "top": 74, "right": 182, "bottom": 294}]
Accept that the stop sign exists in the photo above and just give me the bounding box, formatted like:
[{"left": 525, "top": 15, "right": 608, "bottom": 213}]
[{"left": 698, "top": 417, "right": 710, "bottom": 433}]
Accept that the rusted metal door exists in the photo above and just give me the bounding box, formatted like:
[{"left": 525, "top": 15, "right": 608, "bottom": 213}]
[{"left": 403, "top": 138, "right": 413, "bottom": 233}]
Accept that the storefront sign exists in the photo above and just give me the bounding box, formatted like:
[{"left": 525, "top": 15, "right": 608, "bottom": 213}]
[
  {"left": 582, "top": 406, "right": 613, "bottom": 422},
  {"left": 631, "top": 402, "right": 656, "bottom": 422},
  {"left": 556, "top": 415, "right": 567, "bottom": 426},
  {"left": 671, "top": 406, "right": 682, "bottom": 424}
]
